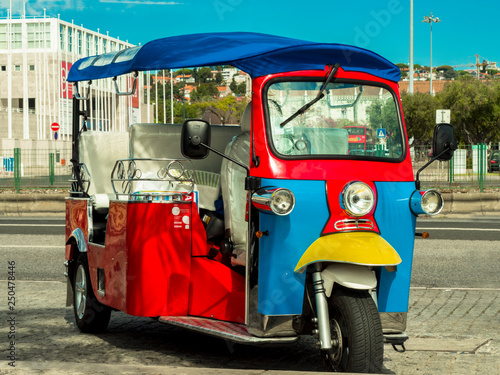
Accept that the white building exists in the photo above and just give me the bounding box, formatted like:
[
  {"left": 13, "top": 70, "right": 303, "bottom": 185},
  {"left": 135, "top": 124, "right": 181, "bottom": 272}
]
[{"left": 0, "top": 14, "right": 147, "bottom": 151}]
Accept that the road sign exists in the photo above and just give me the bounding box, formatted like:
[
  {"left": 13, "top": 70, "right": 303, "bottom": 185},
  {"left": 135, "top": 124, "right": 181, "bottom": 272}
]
[
  {"left": 54, "top": 132, "right": 58, "bottom": 140},
  {"left": 436, "top": 109, "right": 450, "bottom": 124},
  {"left": 51, "top": 122, "right": 60, "bottom": 132},
  {"left": 377, "top": 128, "right": 386, "bottom": 138}
]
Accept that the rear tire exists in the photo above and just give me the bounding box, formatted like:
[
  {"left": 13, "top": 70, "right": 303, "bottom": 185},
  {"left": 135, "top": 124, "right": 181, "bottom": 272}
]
[
  {"left": 322, "top": 288, "right": 383, "bottom": 373},
  {"left": 73, "top": 253, "right": 111, "bottom": 333}
]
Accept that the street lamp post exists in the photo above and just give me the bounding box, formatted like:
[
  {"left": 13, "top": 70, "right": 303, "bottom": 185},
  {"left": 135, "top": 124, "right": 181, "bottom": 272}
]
[
  {"left": 422, "top": 12, "right": 441, "bottom": 95},
  {"left": 409, "top": 0, "right": 414, "bottom": 93}
]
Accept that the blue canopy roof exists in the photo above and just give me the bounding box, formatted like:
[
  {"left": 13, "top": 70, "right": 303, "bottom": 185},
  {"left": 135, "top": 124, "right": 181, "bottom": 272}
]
[{"left": 67, "top": 32, "right": 400, "bottom": 83}]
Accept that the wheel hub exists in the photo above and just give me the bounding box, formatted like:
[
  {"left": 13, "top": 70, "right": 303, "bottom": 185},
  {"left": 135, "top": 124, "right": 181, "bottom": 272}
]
[
  {"left": 75, "top": 265, "right": 87, "bottom": 319},
  {"left": 324, "top": 318, "right": 343, "bottom": 367}
]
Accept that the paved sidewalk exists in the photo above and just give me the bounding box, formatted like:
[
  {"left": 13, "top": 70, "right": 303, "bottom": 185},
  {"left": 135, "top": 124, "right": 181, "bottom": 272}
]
[{"left": 0, "top": 281, "right": 498, "bottom": 374}]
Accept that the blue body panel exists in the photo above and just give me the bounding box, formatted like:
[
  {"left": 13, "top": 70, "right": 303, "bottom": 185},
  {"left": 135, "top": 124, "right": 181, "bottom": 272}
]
[
  {"left": 374, "top": 181, "right": 417, "bottom": 313},
  {"left": 257, "top": 178, "right": 417, "bottom": 316},
  {"left": 258, "top": 179, "right": 329, "bottom": 315}
]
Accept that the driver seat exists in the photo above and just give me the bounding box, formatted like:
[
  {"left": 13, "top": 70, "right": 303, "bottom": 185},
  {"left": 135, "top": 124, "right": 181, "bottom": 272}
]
[{"left": 220, "top": 102, "right": 251, "bottom": 266}]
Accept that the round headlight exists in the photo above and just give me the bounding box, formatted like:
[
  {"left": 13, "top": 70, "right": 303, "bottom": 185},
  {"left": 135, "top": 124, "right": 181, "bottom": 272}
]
[
  {"left": 421, "top": 190, "right": 443, "bottom": 215},
  {"left": 342, "top": 182, "right": 375, "bottom": 217},
  {"left": 270, "top": 188, "right": 295, "bottom": 216}
]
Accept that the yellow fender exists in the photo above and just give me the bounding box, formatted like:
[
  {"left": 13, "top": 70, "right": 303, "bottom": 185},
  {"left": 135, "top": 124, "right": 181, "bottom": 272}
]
[{"left": 295, "top": 232, "right": 402, "bottom": 273}]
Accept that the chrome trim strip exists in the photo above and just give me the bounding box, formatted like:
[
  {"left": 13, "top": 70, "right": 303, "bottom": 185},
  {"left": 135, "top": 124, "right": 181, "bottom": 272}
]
[{"left": 334, "top": 219, "right": 374, "bottom": 231}]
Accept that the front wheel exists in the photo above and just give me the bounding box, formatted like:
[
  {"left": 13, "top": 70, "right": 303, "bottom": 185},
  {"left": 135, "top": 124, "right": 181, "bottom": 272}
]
[
  {"left": 322, "top": 288, "right": 383, "bottom": 373},
  {"left": 73, "top": 253, "right": 111, "bottom": 333}
]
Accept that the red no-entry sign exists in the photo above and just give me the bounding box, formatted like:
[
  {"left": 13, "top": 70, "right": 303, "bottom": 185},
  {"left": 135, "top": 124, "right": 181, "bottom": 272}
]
[{"left": 51, "top": 122, "right": 60, "bottom": 132}]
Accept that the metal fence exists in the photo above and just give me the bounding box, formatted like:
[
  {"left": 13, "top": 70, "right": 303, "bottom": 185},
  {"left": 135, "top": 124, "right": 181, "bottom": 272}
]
[
  {"left": 412, "top": 144, "right": 500, "bottom": 191},
  {"left": 0, "top": 145, "right": 498, "bottom": 192},
  {"left": 0, "top": 148, "right": 72, "bottom": 191}
]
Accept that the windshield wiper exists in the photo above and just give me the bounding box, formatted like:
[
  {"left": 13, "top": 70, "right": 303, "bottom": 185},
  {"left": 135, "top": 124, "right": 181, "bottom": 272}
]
[{"left": 280, "top": 63, "right": 340, "bottom": 128}]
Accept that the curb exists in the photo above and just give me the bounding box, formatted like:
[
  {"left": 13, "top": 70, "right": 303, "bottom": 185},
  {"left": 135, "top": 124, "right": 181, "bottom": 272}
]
[
  {"left": 0, "top": 193, "right": 67, "bottom": 216},
  {"left": 442, "top": 192, "right": 500, "bottom": 214},
  {"left": 0, "top": 192, "right": 499, "bottom": 216}
]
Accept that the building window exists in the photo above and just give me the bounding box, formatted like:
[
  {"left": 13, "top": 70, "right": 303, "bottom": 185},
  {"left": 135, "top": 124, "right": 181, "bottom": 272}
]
[
  {"left": 29, "top": 65, "right": 35, "bottom": 71},
  {"left": 77, "top": 30, "right": 82, "bottom": 55},
  {"left": 60, "top": 25, "right": 66, "bottom": 50},
  {"left": 29, "top": 98, "right": 36, "bottom": 112},
  {"left": 94, "top": 35, "right": 98, "bottom": 55},
  {"left": 68, "top": 27, "right": 73, "bottom": 53},
  {"left": 14, "top": 65, "right": 21, "bottom": 72},
  {"left": 0, "top": 24, "right": 6, "bottom": 49},
  {"left": 28, "top": 22, "right": 51, "bottom": 49},
  {"left": 1, "top": 65, "right": 6, "bottom": 72},
  {"left": 86, "top": 34, "right": 91, "bottom": 56},
  {"left": 12, "top": 24, "right": 22, "bottom": 49}
]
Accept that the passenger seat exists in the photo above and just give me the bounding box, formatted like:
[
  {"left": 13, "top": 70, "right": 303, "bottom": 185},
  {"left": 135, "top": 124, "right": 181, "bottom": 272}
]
[{"left": 220, "top": 102, "right": 251, "bottom": 266}]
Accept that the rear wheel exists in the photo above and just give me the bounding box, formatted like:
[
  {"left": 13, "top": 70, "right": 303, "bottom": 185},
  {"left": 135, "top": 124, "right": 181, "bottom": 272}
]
[
  {"left": 73, "top": 253, "right": 111, "bottom": 333},
  {"left": 322, "top": 288, "right": 383, "bottom": 373}
]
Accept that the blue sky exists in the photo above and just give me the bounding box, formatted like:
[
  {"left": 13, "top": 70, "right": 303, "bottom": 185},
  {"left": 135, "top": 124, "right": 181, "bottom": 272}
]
[{"left": 2, "top": 0, "right": 498, "bottom": 69}]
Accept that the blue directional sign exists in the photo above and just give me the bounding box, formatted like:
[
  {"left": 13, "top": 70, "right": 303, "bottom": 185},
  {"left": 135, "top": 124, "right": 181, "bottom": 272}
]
[
  {"left": 377, "top": 128, "right": 386, "bottom": 138},
  {"left": 54, "top": 131, "right": 58, "bottom": 140}
]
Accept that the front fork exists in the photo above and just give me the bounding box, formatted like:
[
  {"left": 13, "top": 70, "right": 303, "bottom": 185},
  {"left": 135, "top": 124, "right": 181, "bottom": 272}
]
[{"left": 312, "top": 262, "right": 332, "bottom": 350}]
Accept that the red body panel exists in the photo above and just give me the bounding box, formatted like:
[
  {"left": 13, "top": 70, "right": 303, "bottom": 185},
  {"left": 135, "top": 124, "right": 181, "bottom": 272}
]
[
  {"left": 322, "top": 179, "right": 380, "bottom": 235},
  {"left": 65, "top": 198, "right": 88, "bottom": 260},
  {"left": 66, "top": 198, "right": 243, "bottom": 320},
  {"left": 188, "top": 257, "right": 245, "bottom": 323},
  {"left": 250, "top": 69, "right": 413, "bottom": 182}
]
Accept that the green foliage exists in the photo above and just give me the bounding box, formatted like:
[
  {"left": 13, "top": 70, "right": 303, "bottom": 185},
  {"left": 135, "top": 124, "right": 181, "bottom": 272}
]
[
  {"left": 197, "top": 67, "right": 214, "bottom": 83},
  {"left": 436, "top": 65, "right": 454, "bottom": 72},
  {"left": 443, "top": 69, "right": 458, "bottom": 80},
  {"left": 190, "top": 83, "right": 219, "bottom": 101},
  {"left": 367, "top": 98, "right": 399, "bottom": 136},
  {"left": 174, "top": 68, "right": 193, "bottom": 77},
  {"left": 197, "top": 96, "right": 248, "bottom": 125},
  {"left": 400, "top": 91, "right": 440, "bottom": 145},
  {"left": 396, "top": 63, "right": 408, "bottom": 69},
  {"left": 438, "top": 80, "right": 500, "bottom": 144},
  {"left": 215, "top": 72, "right": 224, "bottom": 85}
]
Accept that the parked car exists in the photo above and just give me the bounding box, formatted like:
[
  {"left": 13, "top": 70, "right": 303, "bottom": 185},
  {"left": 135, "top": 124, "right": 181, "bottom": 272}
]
[{"left": 488, "top": 150, "right": 500, "bottom": 172}]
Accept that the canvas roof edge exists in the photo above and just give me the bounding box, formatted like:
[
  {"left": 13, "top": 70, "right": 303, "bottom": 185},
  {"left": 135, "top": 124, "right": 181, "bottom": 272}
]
[{"left": 67, "top": 32, "right": 401, "bottom": 83}]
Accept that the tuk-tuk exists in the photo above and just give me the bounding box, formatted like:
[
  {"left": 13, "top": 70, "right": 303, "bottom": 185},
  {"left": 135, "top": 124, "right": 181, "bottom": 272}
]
[{"left": 64, "top": 32, "right": 456, "bottom": 373}]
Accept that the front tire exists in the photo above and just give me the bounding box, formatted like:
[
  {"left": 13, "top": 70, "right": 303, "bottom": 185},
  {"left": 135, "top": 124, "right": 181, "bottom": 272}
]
[
  {"left": 73, "top": 253, "right": 111, "bottom": 333},
  {"left": 322, "top": 288, "right": 383, "bottom": 373}
]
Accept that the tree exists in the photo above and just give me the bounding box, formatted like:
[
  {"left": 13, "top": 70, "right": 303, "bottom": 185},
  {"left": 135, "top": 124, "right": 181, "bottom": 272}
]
[
  {"left": 197, "top": 67, "right": 213, "bottom": 83},
  {"left": 190, "top": 83, "right": 219, "bottom": 101},
  {"left": 174, "top": 68, "right": 193, "bottom": 77},
  {"left": 229, "top": 78, "right": 237, "bottom": 92},
  {"left": 215, "top": 72, "right": 224, "bottom": 85},
  {"left": 438, "top": 80, "right": 500, "bottom": 144},
  {"left": 457, "top": 70, "right": 473, "bottom": 81},
  {"left": 436, "top": 65, "right": 454, "bottom": 72},
  {"left": 396, "top": 63, "right": 408, "bottom": 69},
  {"left": 199, "top": 96, "right": 248, "bottom": 125},
  {"left": 443, "top": 69, "right": 457, "bottom": 80},
  {"left": 400, "top": 92, "right": 440, "bottom": 145}
]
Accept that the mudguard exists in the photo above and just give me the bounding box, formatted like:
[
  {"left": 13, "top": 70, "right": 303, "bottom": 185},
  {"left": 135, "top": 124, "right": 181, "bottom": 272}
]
[
  {"left": 294, "top": 232, "right": 401, "bottom": 273},
  {"left": 321, "top": 263, "right": 377, "bottom": 297}
]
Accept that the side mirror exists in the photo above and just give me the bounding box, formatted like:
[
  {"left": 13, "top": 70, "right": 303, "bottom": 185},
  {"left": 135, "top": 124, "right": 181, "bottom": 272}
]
[
  {"left": 432, "top": 123, "right": 457, "bottom": 161},
  {"left": 181, "top": 119, "right": 211, "bottom": 159}
]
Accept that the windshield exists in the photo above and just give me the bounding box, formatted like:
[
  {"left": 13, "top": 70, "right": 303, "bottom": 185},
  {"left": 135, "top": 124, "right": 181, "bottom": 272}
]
[{"left": 266, "top": 80, "right": 404, "bottom": 159}]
